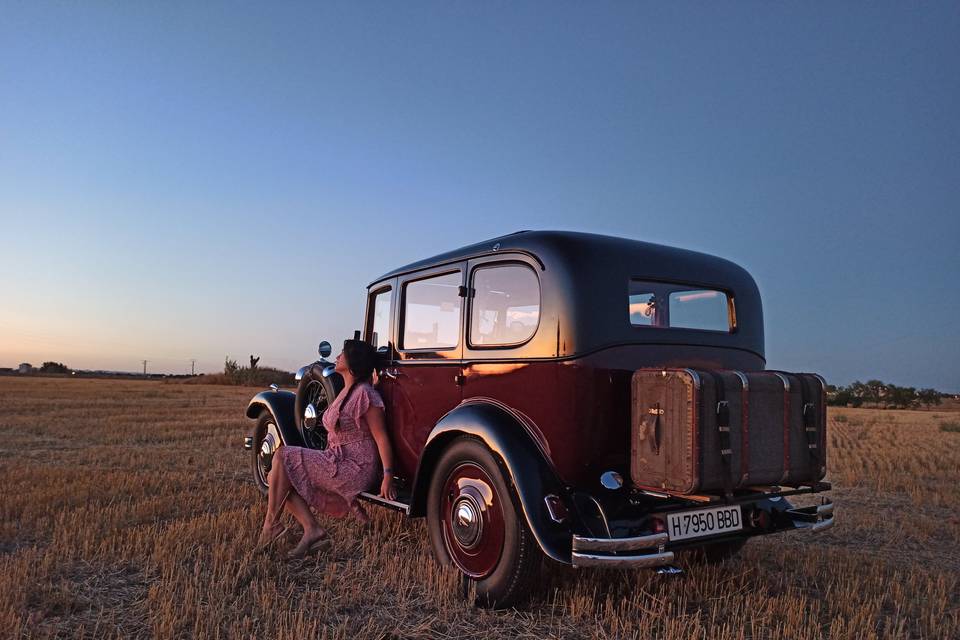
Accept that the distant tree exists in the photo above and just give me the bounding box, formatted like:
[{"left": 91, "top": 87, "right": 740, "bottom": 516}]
[
  {"left": 40, "top": 361, "right": 69, "bottom": 374},
  {"left": 848, "top": 381, "right": 867, "bottom": 407},
  {"left": 887, "top": 385, "right": 919, "bottom": 409},
  {"left": 865, "top": 380, "right": 886, "bottom": 408},
  {"left": 918, "top": 388, "right": 942, "bottom": 408},
  {"left": 224, "top": 356, "right": 240, "bottom": 375},
  {"left": 250, "top": 355, "right": 260, "bottom": 370}
]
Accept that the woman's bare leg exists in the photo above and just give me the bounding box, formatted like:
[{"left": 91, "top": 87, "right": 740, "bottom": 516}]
[
  {"left": 284, "top": 493, "right": 326, "bottom": 541},
  {"left": 260, "top": 448, "right": 292, "bottom": 540}
]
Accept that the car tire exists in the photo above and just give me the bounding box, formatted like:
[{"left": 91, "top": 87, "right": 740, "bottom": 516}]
[
  {"left": 251, "top": 410, "right": 282, "bottom": 497},
  {"left": 426, "top": 437, "right": 542, "bottom": 609}
]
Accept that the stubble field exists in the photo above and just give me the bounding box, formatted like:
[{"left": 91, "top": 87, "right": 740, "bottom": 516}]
[{"left": 1, "top": 377, "right": 958, "bottom": 639}]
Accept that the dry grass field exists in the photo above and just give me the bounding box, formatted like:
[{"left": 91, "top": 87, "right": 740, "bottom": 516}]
[{"left": 1, "top": 377, "right": 958, "bottom": 639}]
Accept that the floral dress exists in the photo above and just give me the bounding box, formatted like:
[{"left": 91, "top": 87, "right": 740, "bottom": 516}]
[{"left": 280, "top": 382, "right": 384, "bottom": 519}]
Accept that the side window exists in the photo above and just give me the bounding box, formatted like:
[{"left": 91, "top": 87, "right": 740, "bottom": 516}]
[
  {"left": 469, "top": 264, "right": 540, "bottom": 347},
  {"left": 368, "top": 288, "right": 392, "bottom": 351},
  {"left": 401, "top": 272, "right": 462, "bottom": 350}
]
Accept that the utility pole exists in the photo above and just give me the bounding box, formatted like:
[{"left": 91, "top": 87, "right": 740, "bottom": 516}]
[
  {"left": 142, "top": 360, "right": 148, "bottom": 376},
  {"left": 190, "top": 359, "right": 196, "bottom": 376}
]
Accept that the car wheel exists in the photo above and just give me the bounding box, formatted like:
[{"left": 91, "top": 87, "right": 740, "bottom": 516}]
[
  {"left": 294, "top": 366, "right": 342, "bottom": 450},
  {"left": 251, "top": 411, "right": 282, "bottom": 497},
  {"left": 426, "top": 437, "right": 542, "bottom": 609}
]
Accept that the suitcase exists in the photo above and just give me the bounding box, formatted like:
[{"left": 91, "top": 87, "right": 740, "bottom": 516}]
[{"left": 630, "top": 368, "right": 827, "bottom": 495}]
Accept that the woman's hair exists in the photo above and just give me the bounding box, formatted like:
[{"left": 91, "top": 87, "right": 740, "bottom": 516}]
[{"left": 342, "top": 339, "right": 377, "bottom": 382}]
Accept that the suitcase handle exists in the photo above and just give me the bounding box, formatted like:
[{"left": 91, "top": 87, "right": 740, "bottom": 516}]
[{"left": 642, "top": 404, "right": 663, "bottom": 455}]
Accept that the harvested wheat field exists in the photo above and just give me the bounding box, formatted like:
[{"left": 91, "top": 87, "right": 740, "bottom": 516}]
[{"left": 1, "top": 377, "right": 957, "bottom": 639}]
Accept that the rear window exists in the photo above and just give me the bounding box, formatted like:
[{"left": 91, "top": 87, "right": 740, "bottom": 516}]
[{"left": 628, "top": 281, "right": 734, "bottom": 332}]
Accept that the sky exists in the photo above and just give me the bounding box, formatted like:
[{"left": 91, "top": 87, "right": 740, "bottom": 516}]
[{"left": 1, "top": 2, "right": 958, "bottom": 390}]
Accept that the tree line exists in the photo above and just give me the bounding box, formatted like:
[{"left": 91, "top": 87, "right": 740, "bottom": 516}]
[{"left": 826, "top": 380, "right": 944, "bottom": 409}]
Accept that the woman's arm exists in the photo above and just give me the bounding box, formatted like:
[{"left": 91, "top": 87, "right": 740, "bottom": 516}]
[{"left": 366, "top": 406, "right": 397, "bottom": 500}]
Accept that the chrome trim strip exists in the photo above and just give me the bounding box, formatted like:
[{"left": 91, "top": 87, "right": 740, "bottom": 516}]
[
  {"left": 572, "top": 550, "right": 675, "bottom": 569},
  {"left": 572, "top": 532, "right": 668, "bottom": 553}
]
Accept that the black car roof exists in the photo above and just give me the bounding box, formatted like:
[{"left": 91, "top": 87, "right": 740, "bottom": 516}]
[
  {"left": 371, "top": 230, "right": 742, "bottom": 283},
  {"left": 369, "top": 230, "right": 765, "bottom": 362}
]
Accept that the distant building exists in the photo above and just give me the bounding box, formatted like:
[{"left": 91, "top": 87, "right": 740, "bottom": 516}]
[{"left": 18, "top": 363, "right": 34, "bottom": 373}]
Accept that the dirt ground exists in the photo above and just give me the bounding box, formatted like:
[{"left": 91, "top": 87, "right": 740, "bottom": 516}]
[{"left": 1, "top": 377, "right": 957, "bottom": 639}]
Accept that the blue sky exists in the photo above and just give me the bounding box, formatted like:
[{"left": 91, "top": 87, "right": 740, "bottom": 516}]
[{"left": 1, "top": 2, "right": 958, "bottom": 390}]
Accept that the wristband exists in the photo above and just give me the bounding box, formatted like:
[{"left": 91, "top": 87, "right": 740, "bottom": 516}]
[{"left": 383, "top": 467, "right": 394, "bottom": 476}]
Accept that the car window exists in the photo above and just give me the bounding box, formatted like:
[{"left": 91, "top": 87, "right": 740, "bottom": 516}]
[
  {"left": 368, "top": 288, "right": 392, "bottom": 351},
  {"left": 469, "top": 264, "right": 540, "bottom": 347},
  {"left": 668, "top": 289, "right": 730, "bottom": 332},
  {"left": 402, "top": 272, "right": 461, "bottom": 350},
  {"left": 629, "top": 281, "right": 733, "bottom": 332}
]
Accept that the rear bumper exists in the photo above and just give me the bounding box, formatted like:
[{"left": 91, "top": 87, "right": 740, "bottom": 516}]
[
  {"left": 571, "top": 532, "right": 674, "bottom": 568},
  {"left": 786, "top": 500, "right": 835, "bottom": 533},
  {"left": 570, "top": 497, "right": 834, "bottom": 569}
]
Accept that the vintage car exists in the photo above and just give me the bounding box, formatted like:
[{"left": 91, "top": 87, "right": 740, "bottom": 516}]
[{"left": 243, "top": 230, "right": 834, "bottom": 608}]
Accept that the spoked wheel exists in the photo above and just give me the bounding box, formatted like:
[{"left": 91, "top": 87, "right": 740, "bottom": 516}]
[
  {"left": 427, "top": 438, "right": 542, "bottom": 609},
  {"left": 294, "top": 364, "right": 342, "bottom": 451},
  {"left": 251, "top": 411, "right": 282, "bottom": 496},
  {"left": 299, "top": 379, "right": 329, "bottom": 450}
]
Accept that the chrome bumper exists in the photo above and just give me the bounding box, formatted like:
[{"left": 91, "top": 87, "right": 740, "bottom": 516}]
[
  {"left": 571, "top": 532, "right": 675, "bottom": 569},
  {"left": 787, "top": 499, "right": 835, "bottom": 533}
]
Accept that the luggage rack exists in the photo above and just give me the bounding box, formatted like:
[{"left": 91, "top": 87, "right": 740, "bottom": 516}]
[{"left": 634, "top": 481, "right": 832, "bottom": 513}]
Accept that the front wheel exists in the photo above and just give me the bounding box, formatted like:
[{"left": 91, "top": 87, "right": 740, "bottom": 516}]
[
  {"left": 250, "top": 411, "right": 281, "bottom": 496},
  {"left": 426, "top": 438, "right": 542, "bottom": 609}
]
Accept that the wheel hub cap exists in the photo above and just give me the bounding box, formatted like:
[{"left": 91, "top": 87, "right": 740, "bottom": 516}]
[
  {"left": 440, "top": 462, "right": 506, "bottom": 578},
  {"left": 451, "top": 497, "right": 482, "bottom": 548}
]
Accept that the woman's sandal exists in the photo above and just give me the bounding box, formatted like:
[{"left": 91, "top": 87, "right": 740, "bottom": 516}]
[
  {"left": 255, "top": 521, "right": 289, "bottom": 552},
  {"left": 286, "top": 531, "right": 332, "bottom": 560}
]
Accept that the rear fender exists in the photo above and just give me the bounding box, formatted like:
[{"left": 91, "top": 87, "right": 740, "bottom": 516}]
[
  {"left": 409, "top": 400, "right": 573, "bottom": 564},
  {"left": 246, "top": 390, "right": 304, "bottom": 447}
]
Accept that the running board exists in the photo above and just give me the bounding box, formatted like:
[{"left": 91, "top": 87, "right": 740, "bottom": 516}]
[{"left": 358, "top": 492, "right": 411, "bottom": 515}]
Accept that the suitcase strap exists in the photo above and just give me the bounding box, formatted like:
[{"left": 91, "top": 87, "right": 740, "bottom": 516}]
[
  {"left": 707, "top": 371, "right": 735, "bottom": 499},
  {"left": 800, "top": 382, "right": 820, "bottom": 468}
]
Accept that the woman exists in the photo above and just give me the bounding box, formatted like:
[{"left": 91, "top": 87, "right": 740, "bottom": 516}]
[{"left": 256, "top": 339, "right": 396, "bottom": 559}]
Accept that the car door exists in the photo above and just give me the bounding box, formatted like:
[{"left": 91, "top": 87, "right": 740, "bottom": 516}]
[{"left": 372, "top": 265, "right": 465, "bottom": 482}]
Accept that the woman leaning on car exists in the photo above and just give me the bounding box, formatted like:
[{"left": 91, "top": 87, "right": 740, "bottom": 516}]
[{"left": 255, "top": 339, "right": 395, "bottom": 559}]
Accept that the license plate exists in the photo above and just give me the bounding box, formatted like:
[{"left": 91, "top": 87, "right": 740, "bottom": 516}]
[{"left": 665, "top": 505, "right": 743, "bottom": 541}]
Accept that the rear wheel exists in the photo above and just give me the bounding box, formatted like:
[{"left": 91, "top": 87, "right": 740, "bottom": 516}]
[
  {"left": 426, "top": 438, "right": 542, "bottom": 609},
  {"left": 251, "top": 411, "right": 281, "bottom": 496}
]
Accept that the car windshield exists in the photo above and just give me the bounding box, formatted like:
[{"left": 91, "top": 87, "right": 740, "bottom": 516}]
[{"left": 628, "top": 281, "right": 733, "bottom": 332}]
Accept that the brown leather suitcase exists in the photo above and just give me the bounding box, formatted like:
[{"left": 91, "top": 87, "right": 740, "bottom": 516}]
[{"left": 630, "top": 368, "right": 827, "bottom": 495}]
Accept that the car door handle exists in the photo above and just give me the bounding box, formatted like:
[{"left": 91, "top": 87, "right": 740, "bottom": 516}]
[{"left": 383, "top": 368, "right": 402, "bottom": 379}]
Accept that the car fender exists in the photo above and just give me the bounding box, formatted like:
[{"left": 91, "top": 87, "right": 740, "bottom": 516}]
[
  {"left": 409, "top": 399, "right": 573, "bottom": 564},
  {"left": 246, "top": 390, "right": 305, "bottom": 447}
]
